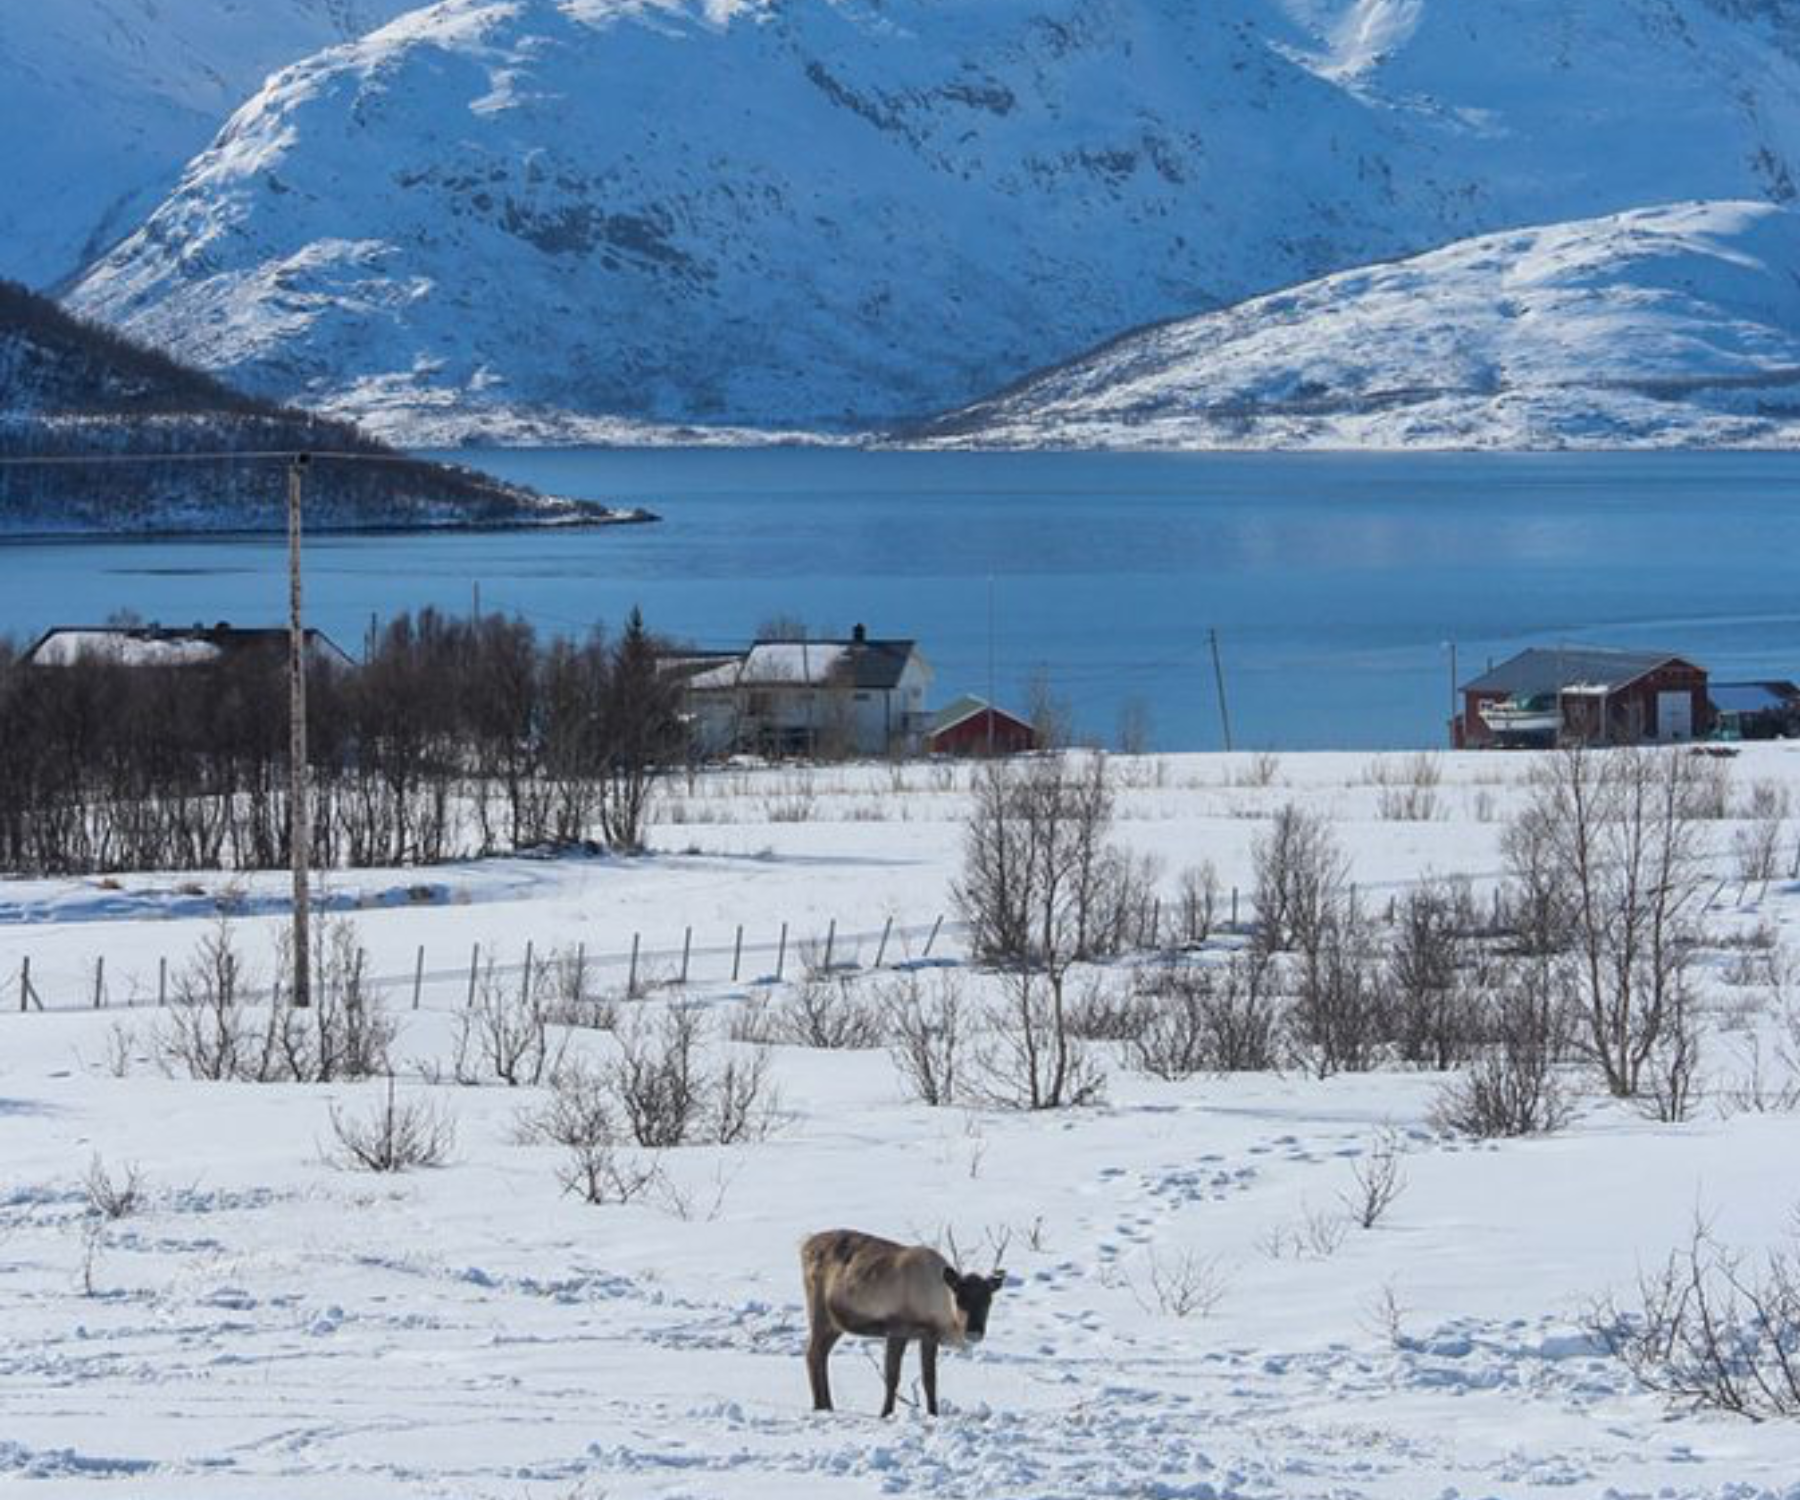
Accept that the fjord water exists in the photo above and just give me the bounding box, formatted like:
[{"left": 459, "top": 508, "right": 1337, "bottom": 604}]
[{"left": 4, "top": 449, "right": 1798, "bottom": 750}]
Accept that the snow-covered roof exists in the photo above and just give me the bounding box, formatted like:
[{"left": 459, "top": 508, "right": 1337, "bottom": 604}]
[{"left": 24, "top": 625, "right": 354, "bottom": 669}]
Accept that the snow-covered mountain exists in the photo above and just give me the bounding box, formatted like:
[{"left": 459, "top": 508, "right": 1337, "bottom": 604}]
[
  {"left": 54, "top": 0, "right": 1800, "bottom": 439},
  {"left": 923, "top": 200, "right": 1800, "bottom": 450},
  {"left": 0, "top": 0, "right": 420, "bottom": 289}
]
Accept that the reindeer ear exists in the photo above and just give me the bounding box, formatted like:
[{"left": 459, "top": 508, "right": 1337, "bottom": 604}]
[
  {"left": 988, "top": 1270, "right": 1007, "bottom": 1291},
  {"left": 942, "top": 1267, "right": 959, "bottom": 1288}
]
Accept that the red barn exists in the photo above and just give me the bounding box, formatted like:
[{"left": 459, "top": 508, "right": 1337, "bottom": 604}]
[{"left": 925, "top": 696, "right": 1037, "bottom": 756}]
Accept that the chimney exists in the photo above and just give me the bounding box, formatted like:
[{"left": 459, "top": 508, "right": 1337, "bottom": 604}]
[{"left": 852, "top": 623, "right": 867, "bottom": 644}]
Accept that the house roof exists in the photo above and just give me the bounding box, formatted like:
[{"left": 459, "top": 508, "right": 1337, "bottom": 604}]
[
  {"left": 1711, "top": 681, "right": 1800, "bottom": 716},
  {"left": 738, "top": 637, "right": 923, "bottom": 691},
  {"left": 1462, "top": 647, "right": 1697, "bottom": 698},
  {"left": 926, "top": 695, "right": 1033, "bottom": 737},
  {"left": 24, "top": 623, "right": 354, "bottom": 668}
]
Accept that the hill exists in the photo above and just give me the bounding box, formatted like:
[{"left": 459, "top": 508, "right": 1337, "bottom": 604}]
[
  {"left": 0, "top": 280, "right": 644, "bottom": 533},
  {"left": 921, "top": 201, "right": 1800, "bottom": 450}
]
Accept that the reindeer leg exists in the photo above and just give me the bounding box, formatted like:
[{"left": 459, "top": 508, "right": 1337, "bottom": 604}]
[
  {"left": 920, "top": 1336, "right": 940, "bottom": 1417},
  {"left": 880, "top": 1336, "right": 908, "bottom": 1418},
  {"left": 807, "top": 1327, "right": 841, "bottom": 1412}
]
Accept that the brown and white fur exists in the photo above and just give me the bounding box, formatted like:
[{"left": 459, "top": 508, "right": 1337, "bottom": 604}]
[{"left": 801, "top": 1229, "right": 1005, "bottom": 1417}]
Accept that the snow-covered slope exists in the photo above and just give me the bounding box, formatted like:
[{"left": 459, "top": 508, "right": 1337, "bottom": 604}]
[
  {"left": 62, "top": 0, "right": 1800, "bottom": 439},
  {"left": 0, "top": 280, "right": 639, "bottom": 533},
  {"left": 926, "top": 200, "right": 1800, "bottom": 451},
  {"left": 0, "top": 0, "right": 420, "bottom": 289}
]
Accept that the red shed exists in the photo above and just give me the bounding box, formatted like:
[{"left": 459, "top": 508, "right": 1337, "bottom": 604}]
[
  {"left": 1457, "top": 647, "right": 1709, "bottom": 749},
  {"left": 925, "top": 696, "right": 1037, "bottom": 756}
]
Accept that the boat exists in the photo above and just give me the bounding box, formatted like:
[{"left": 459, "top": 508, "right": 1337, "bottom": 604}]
[{"left": 1479, "top": 694, "right": 1560, "bottom": 736}]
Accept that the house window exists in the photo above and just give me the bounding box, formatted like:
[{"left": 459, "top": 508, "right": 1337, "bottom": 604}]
[{"left": 855, "top": 692, "right": 871, "bottom": 702}]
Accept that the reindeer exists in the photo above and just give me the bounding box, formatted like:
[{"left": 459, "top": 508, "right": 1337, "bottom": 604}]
[{"left": 801, "top": 1228, "right": 1006, "bottom": 1417}]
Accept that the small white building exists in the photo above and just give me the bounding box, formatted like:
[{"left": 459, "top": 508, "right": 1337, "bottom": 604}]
[{"left": 671, "top": 626, "right": 934, "bottom": 758}]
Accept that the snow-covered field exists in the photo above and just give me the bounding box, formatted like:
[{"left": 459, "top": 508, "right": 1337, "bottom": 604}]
[{"left": 6, "top": 749, "right": 1800, "bottom": 1498}]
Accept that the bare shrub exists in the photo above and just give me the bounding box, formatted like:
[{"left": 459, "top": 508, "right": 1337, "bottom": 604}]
[
  {"left": 326, "top": 1075, "right": 457, "bottom": 1172},
  {"left": 768, "top": 975, "right": 887, "bottom": 1049},
  {"left": 710, "top": 1046, "right": 780, "bottom": 1144},
  {"left": 156, "top": 918, "right": 251, "bottom": 1081},
  {"left": 156, "top": 918, "right": 392, "bottom": 1084},
  {"left": 453, "top": 956, "right": 566, "bottom": 1086},
  {"left": 1733, "top": 780, "right": 1789, "bottom": 888},
  {"left": 1258, "top": 1204, "right": 1349, "bottom": 1261},
  {"left": 543, "top": 946, "right": 616, "bottom": 1030},
  {"left": 1588, "top": 1215, "right": 1800, "bottom": 1420},
  {"left": 609, "top": 1003, "right": 708, "bottom": 1147},
  {"left": 1130, "top": 1249, "right": 1230, "bottom": 1319},
  {"left": 1064, "top": 974, "right": 1153, "bottom": 1042},
  {"left": 1252, "top": 803, "right": 1348, "bottom": 955},
  {"left": 1289, "top": 900, "right": 1386, "bottom": 1077},
  {"left": 1389, "top": 880, "right": 1482, "bottom": 1070},
  {"left": 1128, "top": 951, "right": 1283, "bottom": 1079},
  {"left": 1641, "top": 978, "right": 1702, "bottom": 1124},
  {"left": 83, "top": 1155, "right": 146, "bottom": 1220},
  {"left": 880, "top": 971, "right": 968, "bottom": 1107},
  {"left": 1340, "top": 1129, "right": 1407, "bottom": 1229},
  {"left": 261, "top": 920, "right": 396, "bottom": 1083},
  {"left": 1432, "top": 954, "right": 1575, "bottom": 1138}
]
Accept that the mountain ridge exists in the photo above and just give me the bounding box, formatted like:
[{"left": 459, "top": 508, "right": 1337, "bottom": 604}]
[{"left": 60, "top": 0, "right": 1800, "bottom": 441}]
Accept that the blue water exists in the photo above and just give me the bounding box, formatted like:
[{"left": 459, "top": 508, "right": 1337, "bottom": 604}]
[{"left": 3, "top": 448, "right": 1798, "bottom": 749}]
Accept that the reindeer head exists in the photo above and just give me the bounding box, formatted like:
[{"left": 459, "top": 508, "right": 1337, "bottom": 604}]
[{"left": 942, "top": 1265, "right": 1007, "bottom": 1343}]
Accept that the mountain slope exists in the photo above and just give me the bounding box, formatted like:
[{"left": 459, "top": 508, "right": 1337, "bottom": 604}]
[
  {"left": 0, "top": 0, "right": 421, "bottom": 289},
  {"left": 63, "top": 0, "right": 1800, "bottom": 439},
  {"left": 922, "top": 201, "right": 1800, "bottom": 450},
  {"left": 0, "top": 280, "right": 641, "bottom": 532}
]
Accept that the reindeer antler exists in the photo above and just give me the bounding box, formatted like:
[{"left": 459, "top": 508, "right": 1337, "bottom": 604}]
[{"left": 984, "top": 1224, "right": 1012, "bottom": 1272}]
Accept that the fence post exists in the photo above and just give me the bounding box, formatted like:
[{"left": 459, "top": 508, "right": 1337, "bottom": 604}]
[
  {"left": 732, "top": 924, "right": 744, "bottom": 984},
  {"left": 680, "top": 926, "right": 692, "bottom": 987},
  {"left": 1231, "top": 886, "right": 1240, "bottom": 927},
  {"left": 776, "top": 921, "right": 788, "bottom": 982},
  {"left": 158, "top": 956, "right": 167, "bottom": 1009},
  {"left": 93, "top": 956, "right": 105, "bottom": 1009},
  {"left": 412, "top": 945, "right": 425, "bottom": 1011},
  {"left": 18, "top": 956, "right": 27, "bottom": 1013},
  {"left": 467, "top": 942, "right": 481, "bottom": 1009},
  {"left": 875, "top": 915, "right": 893, "bottom": 968},
  {"left": 924, "top": 914, "right": 944, "bottom": 957},
  {"left": 628, "top": 933, "right": 640, "bottom": 996},
  {"left": 1151, "top": 898, "right": 1162, "bottom": 950},
  {"left": 520, "top": 941, "right": 534, "bottom": 1005},
  {"left": 823, "top": 918, "right": 837, "bottom": 972}
]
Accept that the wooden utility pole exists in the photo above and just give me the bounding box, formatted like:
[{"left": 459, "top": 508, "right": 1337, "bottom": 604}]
[
  {"left": 288, "top": 454, "right": 313, "bottom": 1008},
  {"left": 1208, "top": 627, "right": 1234, "bottom": 752}
]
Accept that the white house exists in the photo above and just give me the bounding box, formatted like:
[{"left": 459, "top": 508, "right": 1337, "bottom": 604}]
[{"left": 670, "top": 626, "right": 934, "bottom": 758}]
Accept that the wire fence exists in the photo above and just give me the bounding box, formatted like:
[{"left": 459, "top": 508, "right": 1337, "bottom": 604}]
[{"left": 7, "top": 913, "right": 971, "bottom": 1017}]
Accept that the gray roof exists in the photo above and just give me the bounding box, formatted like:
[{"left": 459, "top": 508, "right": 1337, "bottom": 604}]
[
  {"left": 740, "top": 637, "right": 922, "bottom": 692},
  {"left": 1463, "top": 647, "right": 1696, "bottom": 698},
  {"left": 1711, "top": 681, "right": 1800, "bottom": 715}
]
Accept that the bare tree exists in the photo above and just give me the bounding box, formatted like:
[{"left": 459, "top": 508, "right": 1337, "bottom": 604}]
[
  {"left": 1252, "top": 804, "right": 1349, "bottom": 956},
  {"left": 955, "top": 753, "right": 1139, "bottom": 1108},
  {"left": 1511, "top": 749, "right": 1709, "bottom": 1100}
]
